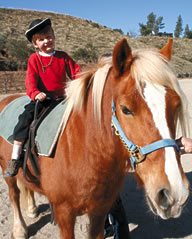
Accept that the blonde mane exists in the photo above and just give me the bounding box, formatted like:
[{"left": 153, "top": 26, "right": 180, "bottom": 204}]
[
  {"left": 61, "top": 57, "right": 112, "bottom": 130},
  {"left": 61, "top": 49, "right": 189, "bottom": 137},
  {"left": 130, "top": 49, "right": 189, "bottom": 137}
]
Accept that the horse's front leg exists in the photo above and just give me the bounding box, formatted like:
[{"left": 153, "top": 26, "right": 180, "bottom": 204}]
[
  {"left": 5, "top": 177, "right": 28, "bottom": 239},
  {"left": 53, "top": 203, "right": 76, "bottom": 239},
  {"left": 17, "top": 179, "right": 38, "bottom": 218},
  {"left": 88, "top": 212, "right": 106, "bottom": 239}
]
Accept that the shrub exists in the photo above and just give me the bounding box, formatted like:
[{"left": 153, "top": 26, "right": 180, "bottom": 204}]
[
  {"left": 113, "top": 28, "right": 124, "bottom": 35},
  {"left": 0, "top": 34, "right": 7, "bottom": 50},
  {"left": 73, "top": 43, "right": 98, "bottom": 63},
  {"left": 5, "top": 38, "right": 34, "bottom": 69}
]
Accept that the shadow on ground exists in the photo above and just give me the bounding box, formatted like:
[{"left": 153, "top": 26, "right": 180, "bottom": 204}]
[
  {"left": 121, "top": 173, "right": 192, "bottom": 239},
  {"left": 27, "top": 203, "right": 52, "bottom": 237}
]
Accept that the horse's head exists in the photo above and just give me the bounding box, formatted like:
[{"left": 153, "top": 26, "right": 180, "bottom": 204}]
[
  {"left": 111, "top": 38, "right": 190, "bottom": 219},
  {"left": 63, "top": 37, "right": 189, "bottom": 220}
]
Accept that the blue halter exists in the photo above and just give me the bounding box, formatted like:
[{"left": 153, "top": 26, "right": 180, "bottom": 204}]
[{"left": 111, "top": 100, "right": 180, "bottom": 169}]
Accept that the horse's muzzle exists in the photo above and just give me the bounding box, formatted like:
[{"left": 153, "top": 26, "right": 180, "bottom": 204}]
[{"left": 146, "top": 187, "right": 189, "bottom": 219}]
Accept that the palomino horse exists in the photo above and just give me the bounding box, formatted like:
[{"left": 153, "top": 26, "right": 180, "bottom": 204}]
[{"left": 0, "top": 38, "right": 190, "bottom": 239}]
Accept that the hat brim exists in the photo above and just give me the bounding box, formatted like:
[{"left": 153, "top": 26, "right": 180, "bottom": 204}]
[{"left": 25, "top": 18, "right": 51, "bottom": 42}]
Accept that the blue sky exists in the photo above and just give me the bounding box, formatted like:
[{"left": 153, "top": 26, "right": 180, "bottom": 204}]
[{"left": 1, "top": 0, "right": 192, "bottom": 35}]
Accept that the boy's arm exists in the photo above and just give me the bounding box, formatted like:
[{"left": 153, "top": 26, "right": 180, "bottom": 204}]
[
  {"left": 25, "top": 55, "right": 41, "bottom": 101},
  {"left": 64, "top": 54, "right": 81, "bottom": 80}
]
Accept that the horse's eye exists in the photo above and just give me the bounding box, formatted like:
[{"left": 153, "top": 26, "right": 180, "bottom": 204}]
[{"left": 120, "top": 105, "right": 132, "bottom": 115}]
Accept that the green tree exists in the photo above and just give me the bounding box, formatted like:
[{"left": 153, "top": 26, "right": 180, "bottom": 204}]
[
  {"left": 174, "top": 15, "right": 183, "bottom": 38},
  {"left": 184, "top": 24, "right": 190, "bottom": 38},
  {"left": 139, "top": 12, "right": 165, "bottom": 36},
  {"left": 187, "top": 31, "right": 192, "bottom": 39},
  {"left": 154, "top": 16, "right": 165, "bottom": 33},
  {"left": 184, "top": 24, "right": 192, "bottom": 38}
]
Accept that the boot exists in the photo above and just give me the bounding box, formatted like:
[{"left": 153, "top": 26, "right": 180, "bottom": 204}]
[{"left": 4, "top": 159, "right": 22, "bottom": 177}]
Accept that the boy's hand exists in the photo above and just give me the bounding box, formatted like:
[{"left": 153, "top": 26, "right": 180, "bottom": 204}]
[{"left": 35, "top": 92, "right": 47, "bottom": 102}]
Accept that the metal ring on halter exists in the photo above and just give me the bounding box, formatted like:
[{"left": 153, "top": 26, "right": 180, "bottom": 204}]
[
  {"left": 128, "top": 146, "right": 146, "bottom": 164},
  {"left": 112, "top": 121, "right": 146, "bottom": 164}
]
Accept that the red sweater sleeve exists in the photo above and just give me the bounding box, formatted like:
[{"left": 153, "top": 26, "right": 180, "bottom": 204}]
[{"left": 25, "top": 54, "right": 41, "bottom": 101}]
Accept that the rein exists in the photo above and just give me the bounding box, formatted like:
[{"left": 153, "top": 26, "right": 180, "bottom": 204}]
[{"left": 111, "top": 100, "right": 180, "bottom": 169}]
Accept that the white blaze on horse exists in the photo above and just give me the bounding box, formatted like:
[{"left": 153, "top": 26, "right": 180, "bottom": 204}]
[{"left": 0, "top": 38, "right": 190, "bottom": 239}]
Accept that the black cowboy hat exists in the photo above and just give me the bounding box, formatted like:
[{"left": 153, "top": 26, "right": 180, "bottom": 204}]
[{"left": 25, "top": 18, "right": 51, "bottom": 42}]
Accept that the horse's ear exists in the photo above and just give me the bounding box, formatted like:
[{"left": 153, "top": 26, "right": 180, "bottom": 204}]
[
  {"left": 113, "top": 38, "right": 133, "bottom": 76},
  {"left": 159, "top": 38, "right": 173, "bottom": 61}
]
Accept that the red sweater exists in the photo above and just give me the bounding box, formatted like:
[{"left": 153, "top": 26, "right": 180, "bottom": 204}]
[{"left": 25, "top": 51, "right": 81, "bottom": 101}]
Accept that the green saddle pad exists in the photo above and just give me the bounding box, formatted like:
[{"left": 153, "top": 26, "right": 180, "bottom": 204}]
[{"left": 0, "top": 96, "right": 67, "bottom": 156}]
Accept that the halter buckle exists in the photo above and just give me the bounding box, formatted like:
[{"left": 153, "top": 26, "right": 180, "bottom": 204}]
[{"left": 129, "top": 146, "right": 146, "bottom": 164}]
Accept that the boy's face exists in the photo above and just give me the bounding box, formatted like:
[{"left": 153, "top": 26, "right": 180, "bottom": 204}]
[{"left": 33, "top": 31, "right": 55, "bottom": 54}]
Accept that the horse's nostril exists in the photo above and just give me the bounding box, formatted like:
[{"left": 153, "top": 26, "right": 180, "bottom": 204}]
[{"left": 157, "top": 188, "right": 173, "bottom": 210}]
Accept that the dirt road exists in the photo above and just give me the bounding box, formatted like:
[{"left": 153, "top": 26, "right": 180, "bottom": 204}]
[{"left": 0, "top": 79, "right": 192, "bottom": 239}]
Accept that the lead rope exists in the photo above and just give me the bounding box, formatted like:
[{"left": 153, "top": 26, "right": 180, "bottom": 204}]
[{"left": 23, "top": 100, "right": 41, "bottom": 182}]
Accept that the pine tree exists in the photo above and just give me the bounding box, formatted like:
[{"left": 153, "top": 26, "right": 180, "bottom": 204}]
[
  {"left": 184, "top": 24, "right": 190, "bottom": 38},
  {"left": 139, "top": 12, "right": 165, "bottom": 36},
  {"left": 174, "top": 15, "right": 183, "bottom": 38},
  {"left": 154, "top": 16, "right": 165, "bottom": 33},
  {"left": 183, "top": 24, "right": 192, "bottom": 38}
]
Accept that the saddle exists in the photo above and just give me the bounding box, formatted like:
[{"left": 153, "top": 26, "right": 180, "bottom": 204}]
[
  {"left": 0, "top": 96, "right": 67, "bottom": 182},
  {"left": 23, "top": 98, "right": 64, "bottom": 182}
]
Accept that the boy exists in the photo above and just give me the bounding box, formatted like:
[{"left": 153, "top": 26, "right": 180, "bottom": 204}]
[{"left": 4, "top": 18, "right": 81, "bottom": 177}]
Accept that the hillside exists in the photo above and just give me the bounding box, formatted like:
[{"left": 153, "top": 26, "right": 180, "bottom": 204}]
[{"left": 0, "top": 7, "right": 192, "bottom": 76}]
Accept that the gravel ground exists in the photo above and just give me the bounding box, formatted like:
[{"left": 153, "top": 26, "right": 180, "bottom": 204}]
[{"left": 1, "top": 79, "right": 192, "bottom": 239}]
